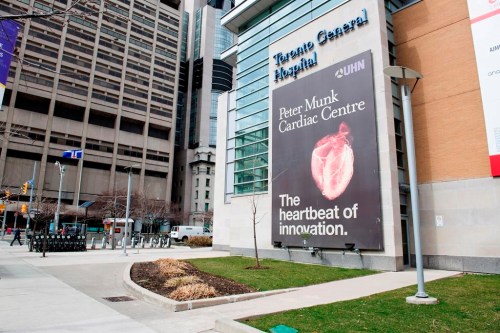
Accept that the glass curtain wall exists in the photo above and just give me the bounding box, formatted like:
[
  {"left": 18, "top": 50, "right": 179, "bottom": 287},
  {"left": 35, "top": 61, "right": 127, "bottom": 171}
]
[
  {"left": 210, "top": 7, "right": 234, "bottom": 147},
  {"left": 233, "top": 0, "right": 346, "bottom": 195}
]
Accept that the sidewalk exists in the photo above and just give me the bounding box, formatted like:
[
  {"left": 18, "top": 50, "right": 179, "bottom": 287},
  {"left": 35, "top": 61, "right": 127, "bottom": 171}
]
[{"left": 0, "top": 240, "right": 460, "bottom": 333}]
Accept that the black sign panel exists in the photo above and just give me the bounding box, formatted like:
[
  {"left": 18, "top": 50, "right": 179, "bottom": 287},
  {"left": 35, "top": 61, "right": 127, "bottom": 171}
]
[{"left": 271, "top": 51, "right": 383, "bottom": 250}]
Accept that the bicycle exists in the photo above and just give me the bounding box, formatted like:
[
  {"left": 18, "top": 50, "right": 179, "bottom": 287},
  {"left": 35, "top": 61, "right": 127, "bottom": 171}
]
[
  {"left": 159, "top": 234, "right": 171, "bottom": 248},
  {"left": 131, "top": 232, "right": 142, "bottom": 247},
  {"left": 150, "top": 233, "right": 170, "bottom": 248}
]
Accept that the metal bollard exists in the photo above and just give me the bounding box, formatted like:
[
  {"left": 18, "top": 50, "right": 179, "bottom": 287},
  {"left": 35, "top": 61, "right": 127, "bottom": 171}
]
[
  {"left": 140, "top": 237, "right": 145, "bottom": 248},
  {"left": 149, "top": 238, "right": 154, "bottom": 248},
  {"left": 101, "top": 237, "right": 106, "bottom": 249},
  {"left": 91, "top": 237, "right": 96, "bottom": 250}
]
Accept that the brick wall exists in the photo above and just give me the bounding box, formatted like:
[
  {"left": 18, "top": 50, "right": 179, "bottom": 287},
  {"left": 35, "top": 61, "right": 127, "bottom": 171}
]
[{"left": 393, "top": 0, "right": 490, "bottom": 182}]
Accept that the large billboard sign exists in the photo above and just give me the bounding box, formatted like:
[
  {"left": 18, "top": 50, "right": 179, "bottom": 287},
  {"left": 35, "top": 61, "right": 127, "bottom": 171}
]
[
  {"left": 0, "top": 20, "right": 20, "bottom": 107},
  {"left": 272, "top": 51, "right": 383, "bottom": 250},
  {"left": 467, "top": 0, "right": 500, "bottom": 176}
]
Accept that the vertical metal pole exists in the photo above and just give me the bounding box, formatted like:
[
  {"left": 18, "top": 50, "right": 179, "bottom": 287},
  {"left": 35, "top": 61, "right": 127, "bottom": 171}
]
[
  {"left": 123, "top": 168, "right": 132, "bottom": 256},
  {"left": 26, "top": 161, "right": 36, "bottom": 243},
  {"left": 54, "top": 163, "right": 65, "bottom": 233},
  {"left": 75, "top": 153, "right": 84, "bottom": 224},
  {"left": 401, "top": 83, "right": 428, "bottom": 298},
  {"left": 13, "top": 199, "right": 19, "bottom": 229},
  {"left": 1, "top": 205, "right": 6, "bottom": 240}
]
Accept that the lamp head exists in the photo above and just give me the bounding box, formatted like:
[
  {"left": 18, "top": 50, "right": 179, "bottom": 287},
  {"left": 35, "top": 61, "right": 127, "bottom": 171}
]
[{"left": 383, "top": 66, "right": 423, "bottom": 79}]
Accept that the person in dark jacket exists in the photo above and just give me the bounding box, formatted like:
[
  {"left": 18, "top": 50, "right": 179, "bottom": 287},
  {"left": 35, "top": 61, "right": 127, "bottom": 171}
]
[{"left": 10, "top": 228, "right": 22, "bottom": 246}]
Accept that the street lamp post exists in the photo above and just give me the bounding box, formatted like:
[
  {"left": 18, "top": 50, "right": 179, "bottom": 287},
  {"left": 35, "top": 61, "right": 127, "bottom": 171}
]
[
  {"left": 122, "top": 164, "right": 139, "bottom": 256},
  {"left": 25, "top": 161, "right": 37, "bottom": 244},
  {"left": 54, "top": 161, "right": 65, "bottom": 233},
  {"left": 383, "top": 66, "right": 437, "bottom": 305}
]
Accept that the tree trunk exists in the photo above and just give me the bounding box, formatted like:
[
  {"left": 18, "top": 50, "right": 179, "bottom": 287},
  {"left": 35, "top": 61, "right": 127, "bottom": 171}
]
[
  {"left": 252, "top": 200, "right": 260, "bottom": 268},
  {"left": 42, "top": 221, "right": 48, "bottom": 257}
]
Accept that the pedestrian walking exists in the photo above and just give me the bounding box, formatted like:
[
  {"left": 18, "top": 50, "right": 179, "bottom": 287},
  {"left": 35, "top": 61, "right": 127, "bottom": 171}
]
[{"left": 10, "top": 228, "right": 22, "bottom": 246}]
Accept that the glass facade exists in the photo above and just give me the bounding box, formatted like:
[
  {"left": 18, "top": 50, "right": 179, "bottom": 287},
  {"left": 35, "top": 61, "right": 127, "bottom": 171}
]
[
  {"left": 209, "top": 4, "right": 234, "bottom": 147},
  {"left": 233, "top": 0, "right": 346, "bottom": 195},
  {"left": 210, "top": 91, "right": 220, "bottom": 146},
  {"left": 189, "top": 90, "right": 199, "bottom": 147},
  {"left": 194, "top": 9, "right": 202, "bottom": 60},
  {"left": 213, "top": 9, "right": 234, "bottom": 59}
]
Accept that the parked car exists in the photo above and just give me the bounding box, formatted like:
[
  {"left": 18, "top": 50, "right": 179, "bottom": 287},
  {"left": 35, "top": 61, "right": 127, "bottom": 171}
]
[{"left": 170, "top": 226, "right": 212, "bottom": 242}]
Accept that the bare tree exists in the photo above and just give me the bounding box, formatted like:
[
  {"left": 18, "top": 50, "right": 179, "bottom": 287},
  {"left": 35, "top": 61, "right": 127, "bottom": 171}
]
[
  {"left": 133, "top": 192, "right": 170, "bottom": 237},
  {"left": 169, "top": 203, "right": 190, "bottom": 226},
  {"left": 92, "top": 190, "right": 128, "bottom": 249},
  {"left": 0, "top": 123, "right": 36, "bottom": 145},
  {"left": 250, "top": 191, "right": 263, "bottom": 268},
  {"left": 193, "top": 209, "right": 214, "bottom": 229},
  {"left": 30, "top": 196, "right": 59, "bottom": 257},
  {"left": 248, "top": 158, "right": 287, "bottom": 269}
]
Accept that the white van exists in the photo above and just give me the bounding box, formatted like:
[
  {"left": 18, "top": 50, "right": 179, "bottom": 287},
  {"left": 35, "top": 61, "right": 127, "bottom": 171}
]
[{"left": 170, "top": 226, "right": 212, "bottom": 242}]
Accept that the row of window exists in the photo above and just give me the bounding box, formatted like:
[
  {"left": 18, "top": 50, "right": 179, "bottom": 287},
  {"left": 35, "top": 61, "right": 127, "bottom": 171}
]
[
  {"left": 194, "top": 190, "right": 211, "bottom": 199},
  {"left": 194, "top": 203, "right": 211, "bottom": 212},
  {"left": 232, "top": 0, "right": 347, "bottom": 195},
  {"left": 195, "top": 178, "right": 211, "bottom": 187}
]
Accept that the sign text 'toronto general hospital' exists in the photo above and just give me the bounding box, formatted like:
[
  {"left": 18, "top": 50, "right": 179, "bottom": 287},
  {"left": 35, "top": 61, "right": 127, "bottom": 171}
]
[{"left": 272, "top": 8, "right": 368, "bottom": 82}]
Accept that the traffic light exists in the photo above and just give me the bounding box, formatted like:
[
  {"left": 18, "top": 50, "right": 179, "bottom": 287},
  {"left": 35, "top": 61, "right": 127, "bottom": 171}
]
[
  {"left": 21, "top": 204, "right": 28, "bottom": 214},
  {"left": 22, "top": 182, "right": 28, "bottom": 194}
]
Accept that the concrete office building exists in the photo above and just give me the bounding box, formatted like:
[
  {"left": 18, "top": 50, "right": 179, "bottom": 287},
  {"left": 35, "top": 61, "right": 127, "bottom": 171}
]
[
  {"left": 172, "top": 0, "right": 235, "bottom": 225},
  {"left": 213, "top": 0, "right": 500, "bottom": 274},
  {"left": 0, "top": 0, "right": 182, "bottom": 212}
]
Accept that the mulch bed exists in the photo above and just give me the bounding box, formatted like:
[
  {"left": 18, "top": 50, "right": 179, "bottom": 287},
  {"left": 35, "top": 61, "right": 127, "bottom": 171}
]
[{"left": 130, "top": 261, "right": 256, "bottom": 300}]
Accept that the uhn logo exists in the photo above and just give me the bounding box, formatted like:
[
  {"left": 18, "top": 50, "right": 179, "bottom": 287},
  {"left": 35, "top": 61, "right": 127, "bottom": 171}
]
[{"left": 335, "top": 60, "right": 365, "bottom": 78}]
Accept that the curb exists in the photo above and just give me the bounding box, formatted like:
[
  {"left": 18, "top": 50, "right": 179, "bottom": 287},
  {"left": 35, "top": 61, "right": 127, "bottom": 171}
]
[
  {"left": 215, "top": 318, "right": 265, "bottom": 333},
  {"left": 122, "top": 262, "right": 298, "bottom": 312}
]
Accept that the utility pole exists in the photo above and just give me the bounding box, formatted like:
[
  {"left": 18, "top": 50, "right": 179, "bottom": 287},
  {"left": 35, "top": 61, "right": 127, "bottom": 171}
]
[
  {"left": 25, "top": 161, "right": 36, "bottom": 244},
  {"left": 54, "top": 161, "right": 65, "bottom": 232}
]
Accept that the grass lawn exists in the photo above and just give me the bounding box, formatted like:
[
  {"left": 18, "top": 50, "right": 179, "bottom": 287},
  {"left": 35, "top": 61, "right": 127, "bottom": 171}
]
[
  {"left": 242, "top": 273, "right": 500, "bottom": 333},
  {"left": 185, "top": 256, "right": 377, "bottom": 291}
]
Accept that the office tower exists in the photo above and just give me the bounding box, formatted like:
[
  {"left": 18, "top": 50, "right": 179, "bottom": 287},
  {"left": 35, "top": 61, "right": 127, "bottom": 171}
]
[
  {"left": 172, "top": 0, "right": 235, "bottom": 226},
  {"left": 0, "top": 0, "right": 182, "bottom": 212}
]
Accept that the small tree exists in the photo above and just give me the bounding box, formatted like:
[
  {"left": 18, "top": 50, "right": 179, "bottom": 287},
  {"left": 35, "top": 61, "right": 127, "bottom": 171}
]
[
  {"left": 133, "top": 192, "right": 170, "bottom": 237},
  {"left": 93, "top": 190, "right": 128, "bottom": 249},
  {"left": 30, "top": 196, "right": 59, "bottom": 257},
  {"left": 250, "top": 191, "right": 262, "bottom": 268},
  {"left": 248, "top": 159, "right": 287, "bottom": 269},
  {"left": 193, "top": 209, "right": 214, "bottom": 229}
]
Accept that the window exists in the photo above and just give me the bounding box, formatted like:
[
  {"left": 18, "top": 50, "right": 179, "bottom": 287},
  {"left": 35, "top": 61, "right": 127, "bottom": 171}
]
[
  {"left": 206, "top": 179, "right": 210, "bottom": 187},
  {"left": 205, "top": 191, "right": 209, "bottom": 199},
  {"left": 207, "top": 167, "right": 211, "bottom": 174},
  {"left": 196, "top": 178, "right": 199, "bottom": 187},
  {"left": 204, "top": 203, "right": 209, "bottom": 212},
  {"left": 195, "top": 203, "right": 198, "bottom": 211},
  {"left": 195, "top": 190, "right": 198, "bottom": 199}
]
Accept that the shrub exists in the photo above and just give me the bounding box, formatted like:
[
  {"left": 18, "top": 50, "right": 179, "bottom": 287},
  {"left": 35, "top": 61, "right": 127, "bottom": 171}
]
[
  {"left": 154, "top": 258, "right": 188, "bottom": 276},
  {"left": 169, "top": 283, "right": 217, "bottom": 301},
  {"left": 164, "top": 275, "right": 201, "bottom": 288},
  {"left": 186, "top": 236, "right": 212, "bottom": 247}
]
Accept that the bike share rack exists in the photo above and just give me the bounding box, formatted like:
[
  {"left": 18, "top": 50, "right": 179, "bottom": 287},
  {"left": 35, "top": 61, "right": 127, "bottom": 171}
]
[{"left": 32, "top": 234, "right": 87, "bottom": 252}]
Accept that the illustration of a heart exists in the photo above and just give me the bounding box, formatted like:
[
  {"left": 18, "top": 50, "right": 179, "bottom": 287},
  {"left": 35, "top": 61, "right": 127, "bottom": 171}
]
[{"left": 311, "top": 122, "right": 354, "bottom": 200}]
